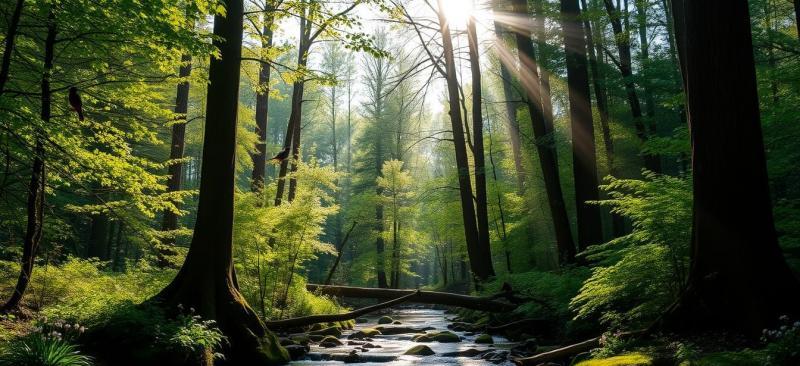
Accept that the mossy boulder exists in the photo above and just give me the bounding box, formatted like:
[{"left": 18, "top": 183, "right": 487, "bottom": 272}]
[
  {"left": 475, "top": 334, "right": 493, "bottom": 344},
  {"left": 375, "top": 326, "right": 434, "bottom": 335},
  {"left": 309, "top": 326, "right": 342, "bottom": 337},
  {"left": 319, "top": 335, "right": 343, "bottom": 348},
  {"left": 308, "top": 334, "right": 325, "bottom": 342},
  {"left": 574, "top": 353, "right": 652, "bottom": 366},
  {"left": 404, "top": 345, "right": 435, "bottom": 356},
  {"left": 348, "top": 328, "right": 382, "bottom": 339},
  {"left": 433, "top": 331, "right": 461, "bottom": 343},
  {"left": 309, "top": 323, "right": 325, "bottom": 331},
  {"left": 412, "top": 334, "right": 433, "bottom": 342},
  {"left": 290, "top": 335, "right": 311, "bottom": 345},
  {"left": 377, "top": 316, "right": 394, "bottom": 324}
]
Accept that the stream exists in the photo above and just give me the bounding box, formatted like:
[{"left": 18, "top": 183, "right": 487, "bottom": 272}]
[{"left": 288, "top": 308, "right": 516, "bottom": 365}]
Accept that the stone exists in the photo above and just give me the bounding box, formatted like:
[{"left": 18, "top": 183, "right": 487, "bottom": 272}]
[
  {"left": 377, "top": 316, "right": 394, "bottom": 324},
  {"left": 433, "top": 331, "right": 461, "bottom": 343},
  {"left": 284, "top": 344, "right": 309, "bottom": 360},
  {"left": 309, "top": 326, "right": 342, "bottom": 337},
  {"left": 475, "top": 334, "right": 494, "bottom": 344},
  {"left": 347, "top": 328, "right": 381, "bottom": 339},
  {"left": 403, "top": 345, "right": 435, "bottom": 356}
]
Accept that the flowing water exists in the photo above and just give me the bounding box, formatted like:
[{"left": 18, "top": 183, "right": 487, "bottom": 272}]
[{"left": 289, "top": 308, "right": 516, "bottom": 365}]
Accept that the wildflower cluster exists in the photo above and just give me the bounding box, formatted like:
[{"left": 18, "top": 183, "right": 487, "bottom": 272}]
[{"left": 761, "top": 315, "right": 800, "bottom": 365}]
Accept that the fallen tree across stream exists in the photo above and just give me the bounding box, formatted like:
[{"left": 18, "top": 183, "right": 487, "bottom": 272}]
[
  {"left": 265, "top": 291, "right": 421, "bottom": 328},
  {"left": 306, "top": 284, "right": 518, "bottom": 313}
]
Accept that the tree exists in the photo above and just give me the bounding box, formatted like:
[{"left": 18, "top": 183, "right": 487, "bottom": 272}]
[
  {"left": 662, "top": 0, "right": 800, "bottom": 335},
  {"left": 436, "top": 0, "right": 495, "bottom": 281},
  {"left": 467, "top": 12, "right": 496, "bottom": 279},
  {"left": 250, "top": 2, "right": 278, "bottom": 191},
  {"left": 0, "top": 0, "right": 24, "bottom": 95},
  {"left": 2, "top": 7, "right": 54, "bottom": 313},
  {"left": 493, "top": 20, "right": 526, "bottom": 193},
  {"left": 510, "top": 0, "right": 577, "bottom": 264},
  {"left": 149, "top": 1, "right": 289, "bottom": 361},
  {"left": 560, "top": 0, "right": 602, "bottom": 250}
]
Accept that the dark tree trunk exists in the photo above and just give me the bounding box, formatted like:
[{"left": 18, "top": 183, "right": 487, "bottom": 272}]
[
  {"left": 324, "top": 221, "right": 356, "bottom": 285},
  {"left": 582, "top": 0, "right": 625, "bottom": 237},
  {"left": 2, "top": 9, "right": 53, "bottom": 312},
  {"left": 467, "top": 14, "right": 495, "bottom": 279},
  {"left": 436, "top": 0, "right": 495, "bottom": 280},
  {"left": 0, "top": 0, "right": 24, "bottom": 95},
  {"left": 251, "top": 15, "right": 274, "bottom": 191},
  {"left": 149, "top": 2, "right": 289, "bottom": 362},
  {"left": 511, "top": 0, "right": 577, "bottom": 264},
  {"left": 158, "top": 53, "right": 192, "bottom": 266},
  {"left": 376, "top": 164, "right": 388, "bottom": 288},
  {"left": 87, "top": 197, "right": 110, "bottom": 260},
  {"left": 662, "top": 0, "right": 800, "bottom": 335},
  {"left": 561, "top": 0, "right": 602, "bottom": 251},
  {"left": 602, "top": 0, "right": 661, "bottom": 173},
  {"left": 795, "top": 0, "right": 800, "bottom": 42},
  {"left": 273, "top": 83, "right": 301, "bottom": 206}
]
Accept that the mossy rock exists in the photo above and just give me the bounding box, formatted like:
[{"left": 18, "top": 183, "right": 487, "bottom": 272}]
[
  {"left": 475, "top": 334, "right": 493, "bottom": 344},
  {"left": 432, "top": 331, "right": 461, "bottom": 343},
  {"left": 404, "top": 345, "right": 435, "bottom": 356},
  {"left": 309, "top": 326, "right": 342, "bottom": 337},
  {"left": 375, "top": 326, "right": 434, "bottom": 335},
  {"left": 290, "top": 335, "right": 311, "bottom": 345},
  {"left": 575, "top": 353, "right": 653, "bottom": 366},
  {"left": 393, "top": 320, "right": 402, "bottom": 325},
  {"left": 318, "top": 335, "right": 343, "bottom": 348},
  {"left": 309, "top": 323, "right": 325, "bottom": 331},
  {"left": 377, "top": 316, "right": 394, "bottom": 324},
  {"left": 348, "top": 328, "right": 382, "bottom": 339},
  {"left": 309, "top": 335, "right": 325, "bottom": 342},
  {"left": 412, "top": 334, "right": 433, "bottom": 342}
]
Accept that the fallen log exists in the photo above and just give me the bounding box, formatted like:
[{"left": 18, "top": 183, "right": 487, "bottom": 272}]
[
  {"left": 306, "top": 284, "right": 518, "bottom": 313},
  {"left": 264, "top": 291, "right": 420, "bottom": 329},
  {"left": 486, "top": 318, "right": 551, "bottom": 333},
  {"left": 512, "top": 330, "right": 645, "bottom": 365}
]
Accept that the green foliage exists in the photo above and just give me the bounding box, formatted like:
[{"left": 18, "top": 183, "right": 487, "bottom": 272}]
[
  {"left": 761, "top": 316, "right": 800, "bottom": 365},
  {"left": 0, "top": 333, "right": 92, "bottom": 366},
  {"left": 168, "top": 313, "right": 226, "bottom": 362},
  {"left": 571, "top": 173, "right": 691, "bottom": 328}
]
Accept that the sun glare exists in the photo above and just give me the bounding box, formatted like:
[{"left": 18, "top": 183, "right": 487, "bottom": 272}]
[{"left": 439, "top": 0, "right": 474, "bottom": 27}]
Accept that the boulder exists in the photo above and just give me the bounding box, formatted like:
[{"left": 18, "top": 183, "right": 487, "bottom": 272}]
[
  {"left": 377, "top": 316, "right": 394, "bottom": 324},
  {"left": 433, "top": 331, "right": 461, "bottom": 343},
  {"left": 318, "top": 335, "right": 343, "bottom": 348},
  {"left": 475, "top": 334, "right": 494, "bottom": 344},
  {"left": 375, "top": 326, "right": 434, "bottom": 335},
  {"left": 412, "top": 334, "right": 433, "bottom": 342},
  {"left": 403, "top": 345, "right": 435, "bottom": 356},
  {"left": 347, "top": 328, "right": 381, "bottom": 339},
  {"left": 309, "top": 326, "right": 342, "bottom": 337},
  {"left": 284, "top": 344, "right": 309, "bottom": 360}
]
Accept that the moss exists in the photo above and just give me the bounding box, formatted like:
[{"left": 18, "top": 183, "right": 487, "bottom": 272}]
[
  {"left": 404, "top": 345, "right": 435, "bottom": 356},
  {"left": 433, "top": 331, "right": 461, "bottom": 343},
  {"left": 475, "top": 334, "right": 493, "bottom": 344},
  {"left": 378, "top": 316, "right": 394, "bottom": 324},
  {"left": 309, "top": 326, "right": 342, "bottom": 337},
  {"left": 348, "top": 328, "right": 382, "bottom": 340},
  {"left": 689, "top": 350, "right": 767, "bottom": 366},
  {"left": 319, "top": 335, "right": 343, "bottom": 345},
  {"left": 575, "top": 353, "right": 653, "bottom": 366},
  {"left": 412, "top": 334, "right": 433, "bottom": 342}
]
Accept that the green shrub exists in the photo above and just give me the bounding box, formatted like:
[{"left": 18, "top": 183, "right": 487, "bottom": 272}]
[
  {"left": 761, "top": 316, "right": 800, "bottom": 365},
  {"left": 0, "top": 333, "right": 92, "bottom": 366}
]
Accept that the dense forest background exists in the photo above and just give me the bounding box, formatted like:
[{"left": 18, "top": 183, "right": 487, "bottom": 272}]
[{"left": 0, "top": 0, "right": 799, "bottom": 364}]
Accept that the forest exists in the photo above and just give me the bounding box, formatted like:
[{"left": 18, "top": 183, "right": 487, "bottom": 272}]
[{"left": 0, "top": 0, "right": 798, "bottom": 365}]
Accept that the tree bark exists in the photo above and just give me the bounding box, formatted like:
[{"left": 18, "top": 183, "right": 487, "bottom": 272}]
[
  {"left": 561, "top": 0, "right": 602, "bottom": 251},
  {"left": 251, "top": 12, "right": 274, "bottom": 191},
  {"left": 661, "top": 0, "right": 800, "bottom": 336},
  {"left": 0, "top": 0, "right": 24, "bottom": 95},
  {"left": 436, "top": 0, "right": 495, "bottom": 280},
  {"left": 2, "top": 8, "right": 53, "bottom": 313},
  {"left": 324, "top": 221, "right": 357, "bottom": 285},
  {"left": 307, "top": 284, "right": 518, "bottom": 313},
  {"left": 602, "top": 0, "right": 661, "bottom": 173},
  {"left": 158, "top": 53, "right": 192, "bottom": 266},
  {"left": 467, "top": 14, "right": 495, "bottom": 279},
  {"left": 795, "top": 0, "right": 800, "bottom": 42},
  {"left": 149, "top": 1, "right": 289, "bottom": 362},
  {"left": 582, "top": 0, "right": 625, "bottom": 237},
  {"left": 494, "top": 22, "right": 526, "bottom": 193},
  {"left": 511, "top": 0, "right": 577, "bottom": 264}
]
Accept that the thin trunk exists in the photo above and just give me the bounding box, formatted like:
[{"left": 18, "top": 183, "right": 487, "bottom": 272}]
[
  {"left": 436, "top": 0, "right": 494, "bottom": 280},
  {"left": 87, "top": 196, "right": 110, "bottom": 259},
  {"left": 112, "top": 222, "right": 124, "bottom": 272},
  {"left": 561, "top": 0, "right": 603, "bottom": 251},
  {"left": 324, "top": 221, "right": 356, "bottom": 285},
  {"left": 512, "top": 0, "right": 577, "bottom": 264},
  {"left": 0, "top": 0, "right": 24, "bottom": 95},
  {"left": 533, "top": 0, "right": 555, "bottom": 135},
  {"left": 487, "top": 119, "right": 511, "bottom": 273},
  {"left": 583, "top": 0, "right": 625, "bottom": 237},
  {"left": 158, "top": 53, "right": 192, "bottom": 265},
  {"left": 149, "top": 0, "right": 289, "bottom": 362},
  {"left": 2, "top": 9, "right": 53, "bottom": 312},
  {"left": 251, "top": 13, "right": 275, "bottom": 190},
  {"left": 467, "top": 15, "right": 495, "bottom": 279},
  {"left": 662, "top": 0, "right": 800, "bottom": 335},
  {"left": 602, "top": 0, "right": 661, "bottom": 172},
  {"left": 795, "top": 0, "right": 800, "bottom": 42}
]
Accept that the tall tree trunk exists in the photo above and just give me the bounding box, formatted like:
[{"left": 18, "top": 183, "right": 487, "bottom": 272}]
[
  {"left": 662, "top": 0, "right": 800, "bottom": 336},
  {"left": 635, "top": 0, "right": 658, "bottom": 135},
  {"left": 149, "top": 1, "right": 289, "bottom": 362},
  {"left": 511, "top": 0, "right": 577, "bottom": 264},
  {"left": 273, "top": 84, "right": 301, "bottom": 206},
  {"left": 158, "top": 53, "right": 192, "bottom": 266},
  {"left": 2, "top": 8, "right": 53, "bottom": 312},
  {"left": 602, "top": 0, "right": 661, "bottom": 173},
  {"left": 795, "top": 0, "right": 800, "bottom": 41},
  {"left": 494, "top": 21, "right": 526, "bottom": 193},
  {"left": 375, "top": 135, "right": 388, "bottom": 288},
  {"left": 467, "top": 14, "right": 496, "bottom": 279},
  {"left": 436, "top": 0, "right": 495, "bottom": 280},
  {"left": 251, "top": 13, "right": 274, "bottom": 191},
  {"left": 0, "top": 0, "right": 24, "bottom": 95},
  {"left": 561, "top": 0, "right": 602, "bottom": 251},
  {"left": 87, "top": 195, "right": 110, "bottom": 259},
  {"left": 583, "top": 0, "right": 625, "bottom": 237}
]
